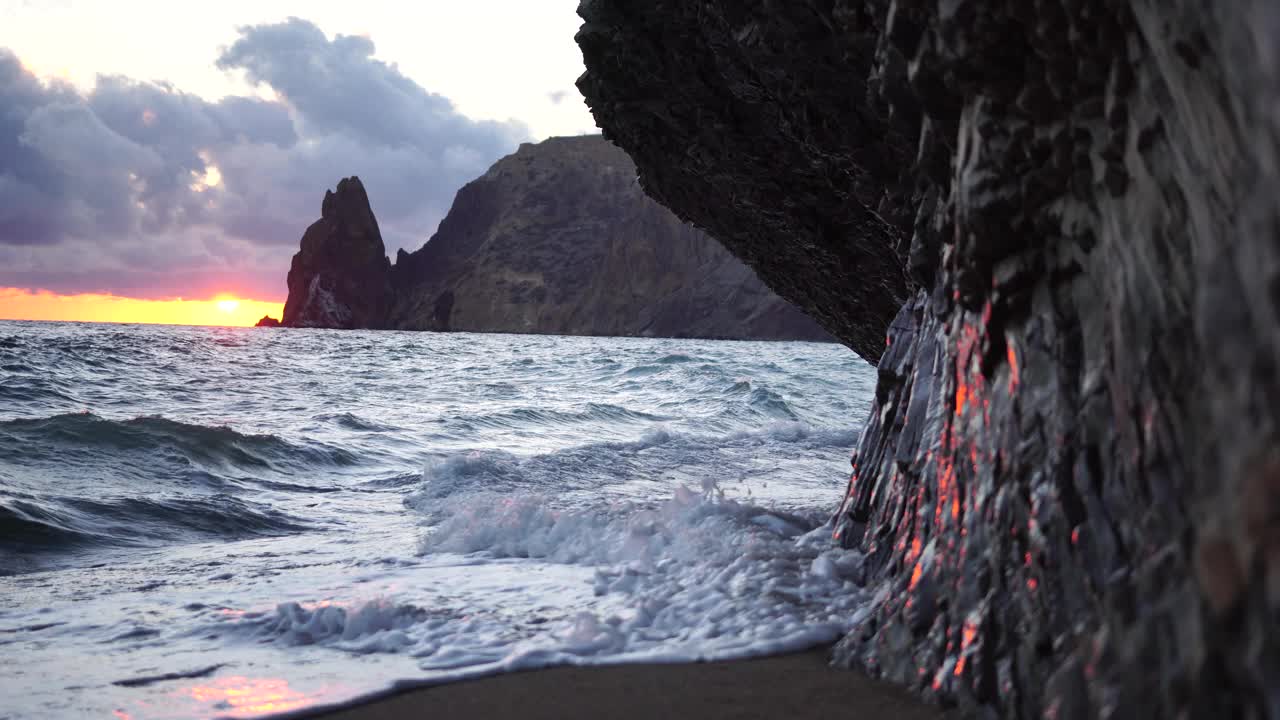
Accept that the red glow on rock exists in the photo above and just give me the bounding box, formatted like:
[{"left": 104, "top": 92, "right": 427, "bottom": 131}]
[
  {"left": 954, "top": 615, "right": 979, "bottom": 677},
  {"left": 955, "top": 384, "right": 968, "bottom": 416},
  {"left": 935, "top": 456, "right": 954, "bottom": 526},
  {"left": 1072, "top": 528, "right": 1080, "bottom": 545},
  {"left": 1007, "top": 343, "right": 1020, "bottom": 392},
  {"left": 1027, "top": 577, "right": 1039, "bottom": 591},
  {"left": 909, "top": 560, "right": 924, "bottom": 591}
]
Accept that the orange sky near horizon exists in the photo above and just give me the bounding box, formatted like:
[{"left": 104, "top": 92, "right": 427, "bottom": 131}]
[{"left": 0, "top": 288, "right": 284, "bottom": 328}]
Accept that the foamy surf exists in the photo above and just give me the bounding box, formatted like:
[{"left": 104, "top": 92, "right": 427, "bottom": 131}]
[
  {"left": 0, "top": 322, "right": 875, "bottom": 719},
  {"left": 230, "top": 485, "right": 867, "bottom": 668}
]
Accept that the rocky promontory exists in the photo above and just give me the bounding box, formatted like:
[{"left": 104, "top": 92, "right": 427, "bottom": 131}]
[
  {"left": 281, "top": 177, "right": 394, "bottom": 329},
  {"left": 277, "top": 136, "right": 831, "bottom": 342},
  {"left": 577, "top": 1, "right": 1280, "bottom": 717}
]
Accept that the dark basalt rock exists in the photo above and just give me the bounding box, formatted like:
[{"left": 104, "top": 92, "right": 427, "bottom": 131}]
[
  {"left": 576, "top": 1, "right": 1280, "bottom": 717},
  {"left": 277, "top": 136, "right": 832, "bottom": 342},
  {"left": 281, "top": 177, "right": 394, "bottom": 329},
  {"left": 576, "top": 3, "right": 913, "bottom": 363},
  {"left": 254, "top": 316, "right": 281, "bottom": 328}
]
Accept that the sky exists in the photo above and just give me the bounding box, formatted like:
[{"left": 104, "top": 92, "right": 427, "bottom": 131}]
[{"left": 0, "top": 1, "right": 596, "bottom": 325}]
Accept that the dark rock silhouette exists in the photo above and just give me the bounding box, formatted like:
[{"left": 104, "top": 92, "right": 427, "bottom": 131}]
[
  {"left": 279, "top": 136, "right": 831, "bottom": 342},
  {"left": 577, "top": 1, "right": 1280, "bottom": 717},
  {"left": 254, "top": 316, "right": 280, "bottom": 327},
  {"left": 281, "top": 177, "right": 394, "bottom": 329}
]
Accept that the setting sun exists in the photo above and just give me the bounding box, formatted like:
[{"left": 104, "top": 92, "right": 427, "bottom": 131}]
[{"left": 0, "top": 288, "right": 282, "bottom": 328}]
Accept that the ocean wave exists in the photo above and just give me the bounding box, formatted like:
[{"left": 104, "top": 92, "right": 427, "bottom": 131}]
[
  {"left": 220, "top": 486, "right": 867, "bottom": 673},
  {"left": 0, "top": 378, "right": 82, "bottom": 406},
  {"left": 312, "top": 412, "right": 399, "bottom": 433},
  {"left": 358, "top": 471, "right": 425, "bottom": 489},
  {"left": 231, "top": 600, "right": 436, "bottom": 653},
  {"left": 457, "top": 403, "right": 671, "bottom": 431},
  {"left": 655, "top": 353, "right": 703, "bottom": 364},
  {"left": 419, "top": 485, "right": 820, "bottom": 564},
  {"left": 0, "top": 492, "right": 310, "bottom": 562},
  {"left": 747, "top": 386, "right": 799, "bottom": 419},
  {"left": 407, "top": 422, "right": 854, "bottom": 505},
  {"left": 0, "top": 413, "right": 360, "bottom": 471},
  {"left": 622, "top": 364, "right": 666, "bottom": 377}
]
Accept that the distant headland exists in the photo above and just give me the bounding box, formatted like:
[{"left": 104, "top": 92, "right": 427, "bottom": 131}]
[{"left": 256, "top": 135, "right": 832, "bottom": 343}]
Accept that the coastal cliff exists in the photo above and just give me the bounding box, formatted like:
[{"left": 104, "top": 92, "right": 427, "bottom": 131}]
[
  {"left": 577, "top": 1, "right": 1280, "bottom": 717},
  {"left": 273, "top": 136, "right": 831, "bottom": 342}
]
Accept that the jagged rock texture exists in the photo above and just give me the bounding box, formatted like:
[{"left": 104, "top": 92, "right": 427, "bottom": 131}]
[
  {"left": 390, "top": 136, "right": 832, "bottom": 341},
  {"left": 577, "top": 5, "right": 913, "bottom": 362},
  {"left": 281, "top": 177, "right": 394, "bottom": 329},
  {"left": 577, "top": 1, "right": 1280, "bottom": 717},
  {"left": 279, "top": 137, "right": 831, "bottom": 342}
]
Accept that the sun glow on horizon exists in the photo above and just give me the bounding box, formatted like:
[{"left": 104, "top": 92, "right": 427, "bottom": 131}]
[{"left": 0, "top": 288, "right": 282, "bottom": 328}]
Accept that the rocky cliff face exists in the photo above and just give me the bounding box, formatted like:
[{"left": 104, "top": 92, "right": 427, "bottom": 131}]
[
  {"left": 280, "top": 177, "right": 394, "bottom": 329},
  {"left": 277, "top": 137, "right": 830, "bottom": 342},
  {"left": 577, "top": 1, "right": 1280, "bottom": 717},
  {"left": 391, "top": 135, "right": 830, "bottom": 341}
]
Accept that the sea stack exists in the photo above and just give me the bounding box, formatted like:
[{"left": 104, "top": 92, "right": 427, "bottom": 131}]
[{"left": 280, "top": 176, "right": 395, "bottom": 329}]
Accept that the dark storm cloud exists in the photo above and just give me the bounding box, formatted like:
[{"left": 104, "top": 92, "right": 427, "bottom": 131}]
[
  {"left": 218, "top": 19, "right": 518, "bottom": 155},
  {"left": 0, "top": 19, "right": 529, "bottom": 299}
]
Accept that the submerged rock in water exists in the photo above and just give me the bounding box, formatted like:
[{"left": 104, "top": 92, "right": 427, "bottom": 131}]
[
  {"left": 577, "top": 0, "right": 1280, "bottom": 716},
  {"left": 254, "top": 316, "right": 281, "bottom": 328}
]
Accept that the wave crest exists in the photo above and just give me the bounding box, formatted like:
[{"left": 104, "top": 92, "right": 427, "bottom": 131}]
[
  {"left": 0, "top": 493, "right": 309, "bottom": 573},
  {"left": 0, "top": 412, "right": 359, "bottom": 470}
]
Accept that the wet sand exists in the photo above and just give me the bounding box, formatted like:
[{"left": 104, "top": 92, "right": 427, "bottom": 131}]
[{"left": 316, "top": 650, "right": 940, "bottom": 720}]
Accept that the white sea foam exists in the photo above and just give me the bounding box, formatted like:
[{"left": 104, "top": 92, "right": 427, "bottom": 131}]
[{"left": 221, "top": 484, "right": 868, "bottom": 678}]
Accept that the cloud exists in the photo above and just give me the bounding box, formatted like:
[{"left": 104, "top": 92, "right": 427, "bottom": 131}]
[
  {"left": 0, "top": 18, "right": 529, "bottom": 299},
  {"left": 547, "top": 90, "right": 568, "bottom": 105}
]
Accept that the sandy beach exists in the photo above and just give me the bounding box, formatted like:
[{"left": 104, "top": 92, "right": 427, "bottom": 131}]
[{"left": 315, "top": 650, "right": 939, "bottom": 720}]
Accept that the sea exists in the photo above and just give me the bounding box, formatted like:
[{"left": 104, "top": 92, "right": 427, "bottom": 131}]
[{"left": 0, "top": 320, "right": 877, "bottom": 719}]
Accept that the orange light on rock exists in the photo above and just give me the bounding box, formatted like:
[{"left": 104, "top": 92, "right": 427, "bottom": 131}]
[{"left": 1007, "top": 342, "right": 1020, "bottom": 393}]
